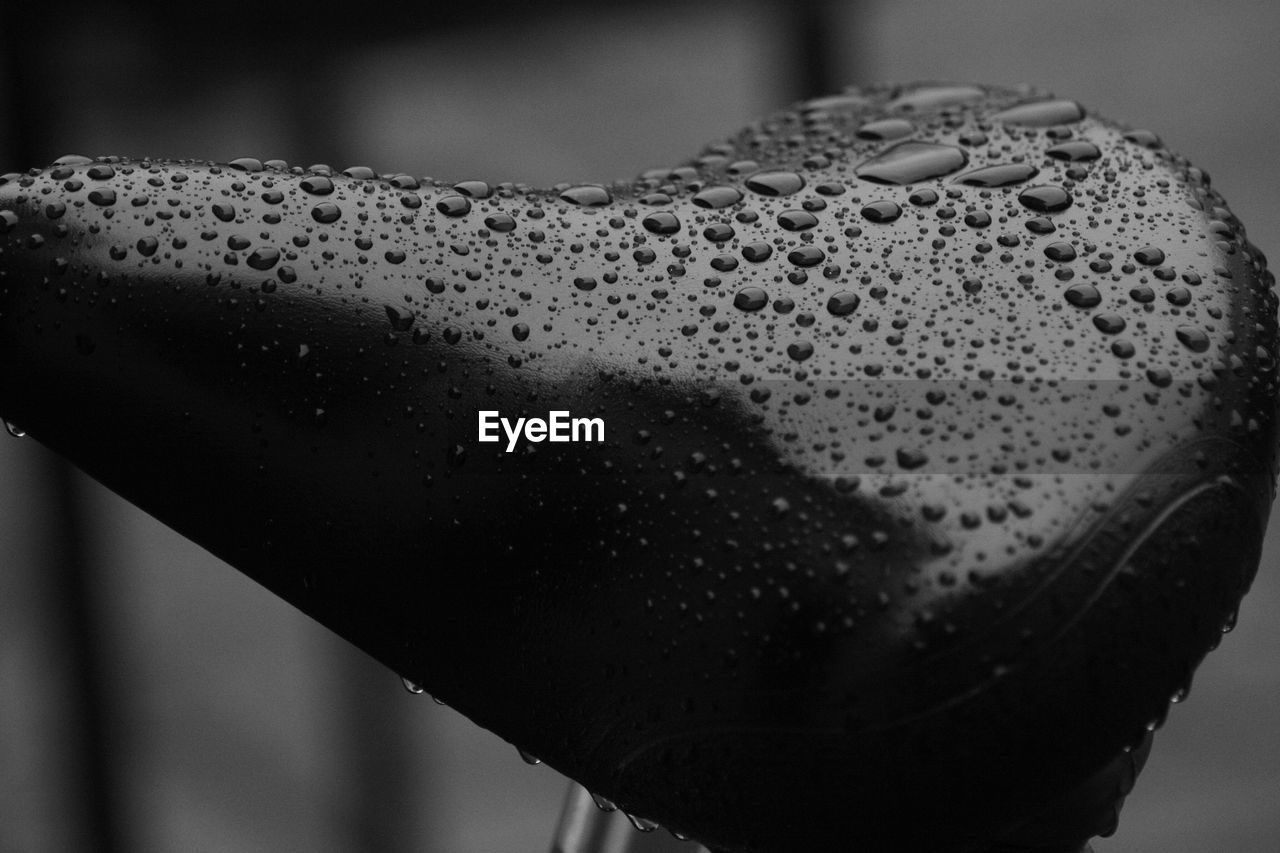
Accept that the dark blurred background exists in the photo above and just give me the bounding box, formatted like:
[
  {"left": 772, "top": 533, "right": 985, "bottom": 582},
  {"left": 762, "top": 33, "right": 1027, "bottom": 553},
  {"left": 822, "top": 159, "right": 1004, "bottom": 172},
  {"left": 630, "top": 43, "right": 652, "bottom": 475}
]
[{"left": 1, "top": 1, "right": 1277, "bottom": 851}]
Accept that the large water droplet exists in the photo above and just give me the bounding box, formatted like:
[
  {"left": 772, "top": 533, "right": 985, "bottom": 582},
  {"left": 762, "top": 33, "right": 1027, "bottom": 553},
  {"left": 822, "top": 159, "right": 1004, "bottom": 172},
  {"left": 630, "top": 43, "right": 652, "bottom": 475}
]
[
  {"left": 642, "top": 211, "right": 681, "bottom": 235},
  {"left": 744, "top": 170, "right": 805, "bottom": 196},
  {"left": 826, "top": 291, "right": 860, "bottom": 316},
  {"left": 1175, "top": 325, "right": 1211, "bottom": 353},
  {"left": 300, "top": 175, "right": 335, "bottom": 195},
  {"left": 856, "top": 118, "right": 915, "bottom": 140},
  {"left": 4, "top": 421, "right": 26, "bottom": 438},
  {"left": 992, "top": 99, "right": 1085, "bottom": 126},
  {"left": 856, "top": 141, "right": 968, "bottom": 185},
  {"left": 860, "top": 200, "right": 902, "bottom": 223},
  {"left": 401, "top": 676, "right": 425, "bottom": 694},
  {"left": 692, "top": 185, "right": 743, "bottom": 209},
  {"left": 1046, "top": 140, "right": 1101, "bottom": 162},
  {"left": 787, "top": 340, "right": 814, "bottom": 361},
  {"left": 1018, "top": 185, "right": 1072, "bottom": 213},
  {"left": 886, "top": 84, "right": 984, "bottom": 111},
  {"left": 559, "top": 184, "right": 612, "bottom": 206},
  {"left": 956, "top": 163, "right": 1039, "bottom": 187},
  {"left": 734, "top": 287, "right": 768, "bottom": 312},
  {"left": 517, "top": 747, "right": 542, "bottom": 765},
  {"left": 1063, "top": 283, "right": 1101, "bottom": 308},
  {"left": 311, "top": 203, "right": 342, "bottom": 224}
]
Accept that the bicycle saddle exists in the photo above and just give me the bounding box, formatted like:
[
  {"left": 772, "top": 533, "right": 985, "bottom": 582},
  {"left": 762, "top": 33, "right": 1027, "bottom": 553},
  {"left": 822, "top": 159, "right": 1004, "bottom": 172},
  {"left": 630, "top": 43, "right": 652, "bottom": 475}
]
[{"left": 1, "top": 83, "right": 1276, "bottom": 853}]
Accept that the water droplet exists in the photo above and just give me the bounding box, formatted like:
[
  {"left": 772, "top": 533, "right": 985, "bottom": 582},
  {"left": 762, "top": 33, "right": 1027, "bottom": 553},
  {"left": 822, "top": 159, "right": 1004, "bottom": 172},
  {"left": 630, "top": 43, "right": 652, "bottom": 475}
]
[
  {"left": 992, "top": 99, "right": 1085, "bottom": 126},
  {"left": 744, "top": 170, "right": 805, "bottom": 196},
  {"left": 826, "top": 291, "right": 860, "bottom": 316},
  {"left": 247, "top": 247, "right": 281, "bottom": 271},
  {"left": 956, "top": 163, "right": 1039, "bottom": 187},
  {"left": 887, "top": 84, "right": 984, "bottom": 111},
  {"left": 1018, "top": 185, "right": 1072, "bottom": 213},
  {"left": 788, "top": 246, "right": 825, "bottom": 267},
  {"left": 1124, "top": 129, "right": 1162, "bottom": 149},
  {"left": 437, "top": 195, "right": 472, "bottom": 217},
  {"left": 385, "top": 305, "right": 415, "bottom": 331},
  {"left": 1134, "top": 246, "right": 1165, "bottom": 265},
  {"left": 963, "top": 211, "right": 991, "bottom": 228},
  {"left": 512, "top": 322, "right": 530, "bottom": 341},
  {"left": 135, "top": 236, "right": 159, "bottom": 257},
  {"left": 1046, "top": 140, "right": 1101, "bottom": 162},
  {"left": 590, "top": 793, "right": 618, "bottom": 812},
  {"left": 0, "top": 210, "right": 18, "bottom": 233},
  {"left": 692, "top": 185, "right": 743, "bottom": 209},
  {"left": 87, "top": 188, "right": 116, "bottom": 206},
  {"left": 908, "top": 188, "right": 938, "bottom": 206},
  {"left": 484, "top": 213, "right": 516, "bottom": 233},
  {"left": 860, "top": 200, "right": 902, "bottom": 223},
  {"left": 453, "top": 180, "right": 492, "bottom": 199},
  {"left": 856, "top": 141, "right": 968, "bottom": 185},
  {"left": 642, "top": 211, "right": 681, "bottom": 235},
  {"left": 311, "top": 202, "right": 342, "bottom": 224},
  {"left": 300, "top": 175, "right": 335, "bottom": 195},
  {"left": 559, "top": 184, "right": 612, "bottom": 206},
  {"left": 625, "top": 813, "right": 659, "bottom": 833},
  {"left": 1175, "top": 325, "right": 1211, "bottom": 353},
  {"left": 342, "top": 166, "right": 377, "bottom": 180},
  {"left": 742, "top": 242, "right": 772, "bottom": 262},
  {"left": 778, "top": 210, "right": 818, "bottom": 231},
  {"left": 401, "top": 676, "right": 425, "bottom": 694},
  {"left": 229, "top": 157, "right": 264, "bottom": 172},
  {"left": 896, "top": 447, "right": 928, "bottom": 470},
  {"left": 703, "top": 223, "right": 735, "bottom": 242},
  {"left": 573, "top": 276, "right": 598, "bottom": 292},
  {"left": 212, "top": 202, "right": 236, "bottom": 223},
  {"left": 5, "top": 421, "right": 27, "bottom": 438},
  {"left": 516, "top": 747, "right": 542, "bottom": 765},
  {"left": 1064, "top": 283, "right": 1101, "bottom": 308},
  {"left": 787, "top": 340, "right": 814, "bottom": 362},
  {"left": 1093, "top": 313, "right": 1126, "bottom": 334},
  {"left": 734, "top": 287, "right": 768, "bottom": 312},
  {"left": 1044, "top": 242, "right": 1077, "bottom": 262},
  {"left": 856, "top": 118, "right": 915, "bottom": 140}
]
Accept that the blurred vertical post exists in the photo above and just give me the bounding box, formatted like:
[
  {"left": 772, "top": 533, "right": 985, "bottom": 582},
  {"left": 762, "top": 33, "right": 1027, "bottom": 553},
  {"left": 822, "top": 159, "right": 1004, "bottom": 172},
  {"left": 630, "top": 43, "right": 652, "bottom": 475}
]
[{"left": 1, "top": 6, "right": 124, "bottom": 853}]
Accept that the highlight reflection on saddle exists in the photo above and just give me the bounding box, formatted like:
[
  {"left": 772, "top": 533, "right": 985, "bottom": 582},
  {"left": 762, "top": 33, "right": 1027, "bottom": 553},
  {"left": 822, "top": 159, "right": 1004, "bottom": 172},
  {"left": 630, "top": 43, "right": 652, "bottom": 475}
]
[{"left": 0, "top": 83, "right": 1276, "bottom": 853}]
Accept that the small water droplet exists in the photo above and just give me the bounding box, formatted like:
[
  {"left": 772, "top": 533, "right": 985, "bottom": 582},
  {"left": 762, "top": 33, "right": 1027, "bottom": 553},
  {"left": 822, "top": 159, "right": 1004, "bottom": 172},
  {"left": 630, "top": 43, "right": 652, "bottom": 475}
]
[
  {"left": 516, "top": 747, "right": 542, "bottom": 765},
  {"left": 590, "top": 793, "right": 618, "bottom": 812},
  {"left": 4, "top": 421, "right": 26, "bottom": 438},
  {"left": 401, "top": 676, "right": 425, "bottom": 694},
  {"left": 625, "top": 813, "right": 659, "bottom": 833}
]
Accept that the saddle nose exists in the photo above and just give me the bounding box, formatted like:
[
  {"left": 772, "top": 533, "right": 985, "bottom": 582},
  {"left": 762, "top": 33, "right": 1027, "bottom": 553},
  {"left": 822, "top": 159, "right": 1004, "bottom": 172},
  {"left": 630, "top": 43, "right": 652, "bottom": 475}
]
[{"left": 0, "top": 83, "right": 1276, "bottom": 853}]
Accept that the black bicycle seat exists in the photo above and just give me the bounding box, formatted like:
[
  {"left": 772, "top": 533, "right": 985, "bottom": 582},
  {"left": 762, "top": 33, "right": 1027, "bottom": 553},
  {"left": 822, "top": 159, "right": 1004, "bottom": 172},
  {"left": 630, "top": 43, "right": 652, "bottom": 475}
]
[{"left": 1, "top": 83, "right": 1276, "bottom": 853}]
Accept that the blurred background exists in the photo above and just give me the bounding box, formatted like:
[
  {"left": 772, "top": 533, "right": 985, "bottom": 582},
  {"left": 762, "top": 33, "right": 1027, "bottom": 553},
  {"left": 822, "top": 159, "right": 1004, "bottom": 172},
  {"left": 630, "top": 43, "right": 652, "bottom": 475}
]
[{"left": 1, "top": 1, "right": 1277, "bottom": 851}]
